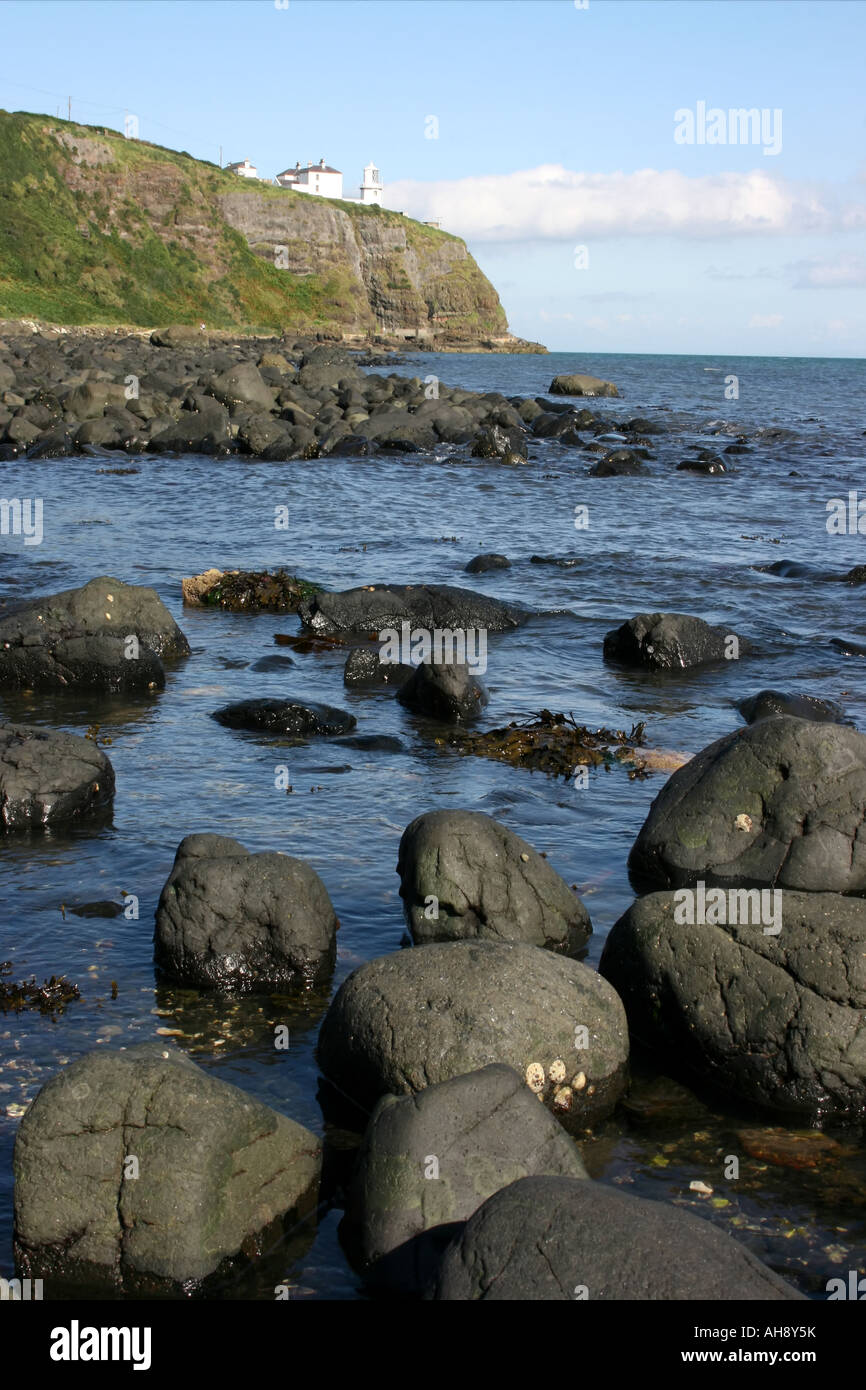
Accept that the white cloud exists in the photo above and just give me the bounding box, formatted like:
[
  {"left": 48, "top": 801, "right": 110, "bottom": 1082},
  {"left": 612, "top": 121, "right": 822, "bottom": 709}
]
[
  {"left": 748, "top": 313, "right": 784, "bottom": 328},
  {"left": 386, "top": 165, "right": 866, "bottom": 242}
]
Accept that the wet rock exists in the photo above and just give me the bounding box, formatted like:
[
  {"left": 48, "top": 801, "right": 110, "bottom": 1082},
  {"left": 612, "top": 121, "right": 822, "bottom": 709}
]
[
  {"left": 470, "top": 424, "right": 526, "bottom": 460},
  {"left": 301, "top": 583, "right": 528, "bottom": 636},
  {"left": 603, "top": 612, "right": 750, "bottom": 671},
  {"left": 397, "top": 809, "right": 591, "bottom": 953},
  {"left": 0, "top": 576, "right": 188, "bottom": 693},
  {"left": 452, "top": 710, "right": 647, "bottom": 779},
  {"left": 343, "top": 646, "right": 412, "bottom": 688},
  {"left": 13, "top": 1041, "right": 320, "bottom": 1292},
  {"left": 600, "top": 888, "right": 866, "bottom": 1119},
  {"left": 212, "top": 698, "right": 356, "bottom": 737},
  {"left": 677, "top": 455, "right": 726, "bottom": 474},
  {"left": 250, "top": 654, "right": 295, "bottom": 673},
  {"left": 628, "top": 716, "right": 866, "bottom": 893},
  {"left": 549, "top": 374, "right": 619, "bottom": 398},
  {"left": 154, "top": 833, "right": 338, "bottom": 991},
  {"left": 734, "top": 1127, "right": 843, "bottom": 1171},
  {"left": 738, "top": 689, "right": 846, "bottom": 726},
  {"left": 397, "top": 660, "right": 488, "bottom": 722},
  {"left": 333, "top": 733, "right": 404, "bottom": 753},
  {"left": 465, "top": 553, "right": 510, "bottom": 574},
  {"left": 590, "top": 449, "right": 648, "bottom": 477},
  {"left": 429, "top": 1175, "right": 804, "bottom": 1300},
  {"left": 349, "top": 1064, "right": 588, "bottom": 1292},
  {"left": 317, "top": 940, "right": 629, "bottom": 1125}
]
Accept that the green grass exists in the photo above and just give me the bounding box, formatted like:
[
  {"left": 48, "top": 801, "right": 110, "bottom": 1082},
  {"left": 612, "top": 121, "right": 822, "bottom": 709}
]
[{"left": 0, "top": 109, "right": 507, "bottom": 338}]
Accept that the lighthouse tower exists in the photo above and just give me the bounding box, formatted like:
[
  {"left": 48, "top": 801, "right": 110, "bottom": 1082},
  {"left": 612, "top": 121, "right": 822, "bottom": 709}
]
[{"left": 358, "top": 162, "right": 383, "bottom": 205}]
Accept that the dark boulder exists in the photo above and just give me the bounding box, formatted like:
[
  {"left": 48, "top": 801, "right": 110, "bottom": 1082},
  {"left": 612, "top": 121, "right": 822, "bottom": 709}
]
[
  {"left": 603, "top": 612, "right": 750, "bottom": 670},
  {"left": 13, "top": 1042, "right": 320, "bottom": 1292},
  {"left": 397, "top": 809, "right": 591, "bottom": 953},
  {"left": 300, "top": 583, "right": 529, "bottom": 636},
  {"left": 317, "top": 940, "right": 629, "bottom": 1125},
  {"left": 0, "top": 723, "right": 114, "bottom": 829},
  {"left": 0, "top": 577, "right": 188, "bottom": 692},
  {"left": 628, "top": 716, "right": 866, "bottom": 894},
  {"left": 600, "top": 888, "right": 866, "bottom": 1119},
  {"left": 212, "top": 698, "right": 356, "bottom": 737},
  {"left": 397, "top": 660, "right": 488, "bottom": 722},
  {"left": 343, "top": 646, "right": 412, "bottom": 688},
  {"left": 738, "top": 689, "right": 847, "bottom": 726},
  {"left": 349, "top": 1064, "right": 588, "bottom": 1293},
  {"left": 154, "top": 833, "right": 338, "bottom": 991},
  {"left": 465, "top": 553, "right": 510, "bottom": 574},
  {"left": 429, "top": 1176, "right": 803, "bottom": 1300}
]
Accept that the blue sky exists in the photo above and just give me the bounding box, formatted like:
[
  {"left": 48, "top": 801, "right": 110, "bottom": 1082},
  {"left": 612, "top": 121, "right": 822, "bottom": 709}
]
[{"left": 2, "top": 0, "right": 865, "bottom": 355}]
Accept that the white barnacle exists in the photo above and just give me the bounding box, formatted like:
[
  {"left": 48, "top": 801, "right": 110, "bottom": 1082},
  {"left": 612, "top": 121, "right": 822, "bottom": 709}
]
[
  {"left": 549, "top": 1059, "right": 567, "bottom": 1084},
  {"left": 572, "top": 1071, "right": 586, "bottom": 1091},
  {"left": 525, "top": 1061, "right": 545, "bottom": 1093},
  {"left": 735, "top": 813, "right": 753, "bottom": 832},
  {"left": 552, "top": 1085, "right": 573, "bottom": 1112}
]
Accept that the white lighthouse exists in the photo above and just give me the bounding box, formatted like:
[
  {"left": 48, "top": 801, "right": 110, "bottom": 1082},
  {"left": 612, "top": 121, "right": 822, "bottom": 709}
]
[{"left": 358, "top": 162, "right": 383, "bottom": 205}]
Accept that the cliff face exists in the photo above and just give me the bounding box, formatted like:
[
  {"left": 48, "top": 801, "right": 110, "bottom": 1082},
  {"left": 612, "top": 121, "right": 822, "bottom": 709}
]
[{"left": 0, "top": 111, "right": 541, "bottom": 349}]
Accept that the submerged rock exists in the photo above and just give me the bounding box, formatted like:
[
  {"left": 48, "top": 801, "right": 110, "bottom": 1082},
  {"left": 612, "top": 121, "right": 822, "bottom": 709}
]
[
  {"left": 154, "top": 833, "right": 338, "bottom": 992},
  {"left": 212, "top": 698, "right": 356, "bottom": 737},
  {"left": 600, "top": 888, "right": 866, "bottom": 1120},
  {"left": 317, "top": 940, "right": 629, "bottom": 1126},
  {"left": 465, "top": 553, "right": 511, "bottom": 573},
  {"left": 451, "top": 709, "right": 647, "bottom": 779},
  {"left": 397, "top": 809, "right": 591, "bottom": 953},
  {"left": 429, "top": 1176, "right": 804, "bottom": 1300},
  {"left": 0, "top": 723, "right": 114, "bottom": 828},
  {"left": 13, "top": 1042, "right": 321, "bottom": 1293},
  {"left": 397, "top": 660, "right": 488, "bottom": 722},
  {"left": 737, "top": 689, "right": 847, "bottom": 725},
  {"left": 343, "top": 646, "right": 412, "bottom": 688},
  {"left": 349, "top": 1064, "right": 588, "bottom": 1293},
  {"left": 300, "top": 583, "right": 529, "bottom": 636},
  {"left": 603, "top": 612, "right": 750, "bottom": 671}
]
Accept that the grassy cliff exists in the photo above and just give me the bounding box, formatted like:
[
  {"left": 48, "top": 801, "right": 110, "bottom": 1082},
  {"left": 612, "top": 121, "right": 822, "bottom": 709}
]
[{"left": 0, "top": 110, "right": 536, "bottom": 347}]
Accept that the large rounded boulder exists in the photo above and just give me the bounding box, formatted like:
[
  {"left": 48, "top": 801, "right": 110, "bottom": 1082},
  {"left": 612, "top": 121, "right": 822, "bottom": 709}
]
[
  {"left": 429, "top": 1176, "right": 804, "bottom": 1301},
  {"left": 154, "top": 833, "right": 338, "bottom": 991},
  {"left": 629, "top": 717, "right": 866, "bottom": 893},
  {"left": 397, "top": 809, "right": 591, "bottom": 953},
  {"left": 600, "top": 888, "right": 866, "bottom": 1119},
  {"left": 13, "top": 1042, "right": 321, "bottom": 1293},
  {"left": 0, "top": 723, "right": 114, "bottom": 829},
  {"left": 348, "top": 1064, "right": 588, "bottom": 1293},
  {"left": 317, "top": 940, "right": 628, "bottom": 1126},
  {"left": 0, "top": 577, "right": 189, "bottom": 692}
]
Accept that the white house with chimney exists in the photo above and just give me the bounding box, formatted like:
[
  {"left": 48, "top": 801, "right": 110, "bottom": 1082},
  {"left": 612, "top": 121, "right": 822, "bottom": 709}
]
[
  {"left": 226, "top": 158, "right": 261, "bottom": 180},
  {"left": 273, "top": 158, "right": 384, "bottom": 205},
  {"left": 275, "top": 158, "right": 345, "bottom": 198}
]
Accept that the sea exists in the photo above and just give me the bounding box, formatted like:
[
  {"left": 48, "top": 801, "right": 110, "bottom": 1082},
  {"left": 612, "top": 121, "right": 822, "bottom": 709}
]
[{"left": 0, "top": 349, "right": 864, "bottom": 1299}]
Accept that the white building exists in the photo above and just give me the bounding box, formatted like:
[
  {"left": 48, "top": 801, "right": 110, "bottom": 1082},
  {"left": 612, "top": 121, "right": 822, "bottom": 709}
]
[
  {"left": 356, "top": 162, "right": 383, "bottom": 205},
  {"left": 226, "top": 158, "right": 260, "bottom": 179},
  {"left": 273, "top": 159, "right": 385, "bottom": 206},
  {"left": 275, "top": 158, "right": 344, "bottom": 199}
]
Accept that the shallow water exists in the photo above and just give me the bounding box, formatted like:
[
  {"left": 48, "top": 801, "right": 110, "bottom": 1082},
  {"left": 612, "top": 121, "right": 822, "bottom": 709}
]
[{"left": 0, "top": 349, "right": 864, "bottom": 1298}]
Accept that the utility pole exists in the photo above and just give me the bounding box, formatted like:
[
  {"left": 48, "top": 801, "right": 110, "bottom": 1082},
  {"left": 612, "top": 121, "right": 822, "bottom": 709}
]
[{"left": 67, "top": 96, "right": 71, "bottom": 121}]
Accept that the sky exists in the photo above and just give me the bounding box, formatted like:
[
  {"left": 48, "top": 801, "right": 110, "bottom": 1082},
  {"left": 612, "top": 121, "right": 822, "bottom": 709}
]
[{"left": 2, "top": 0, "right": 865, "bottom": 356}]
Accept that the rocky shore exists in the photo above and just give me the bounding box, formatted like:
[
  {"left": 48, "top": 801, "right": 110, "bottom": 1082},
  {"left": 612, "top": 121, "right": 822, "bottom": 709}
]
[
  {"left": 0, "top": 324, "right": 622, "bottom": 466},
  {"left": 4, "top": 541, "right": 864, "bottom": 1298}
]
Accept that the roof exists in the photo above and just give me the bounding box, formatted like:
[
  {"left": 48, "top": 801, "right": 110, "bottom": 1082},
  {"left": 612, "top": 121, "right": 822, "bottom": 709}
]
[{"left": 276, "top": 162, "right": 342, "bottom": 176}]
